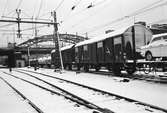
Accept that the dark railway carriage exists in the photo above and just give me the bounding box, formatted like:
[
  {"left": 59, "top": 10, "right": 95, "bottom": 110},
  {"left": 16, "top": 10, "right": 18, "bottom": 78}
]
[
  {"left": 75, "top": 37, "right": 106, "bottom": 71},
  {"left": 74, "top": 24, "right": 152, "bottom": 74},
  {"left": 61, "top": 44, "right": 75, "bottom": 70},
  {"left": 51, "top": 24, "right": 152, "bottom": 75},
  {"left": 51, "top": 44, "right": 75, "bottom": 70},
  {"left": 104, "top": 37, "right": 114, "bottom": 70}
]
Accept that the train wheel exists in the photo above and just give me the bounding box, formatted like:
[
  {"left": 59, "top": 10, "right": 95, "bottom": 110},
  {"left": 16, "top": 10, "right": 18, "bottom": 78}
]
[
  {"left": 95, "top": 66, "right": 100, "bottom": 72},
  {"left": 107, "top": 66, "right": 112, "bottom": 71}
]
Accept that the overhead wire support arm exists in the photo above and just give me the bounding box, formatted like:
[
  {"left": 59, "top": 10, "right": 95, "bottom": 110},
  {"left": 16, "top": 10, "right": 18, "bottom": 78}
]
[{"left": 0, "top": 19, "right": 56, "bottom": 25}]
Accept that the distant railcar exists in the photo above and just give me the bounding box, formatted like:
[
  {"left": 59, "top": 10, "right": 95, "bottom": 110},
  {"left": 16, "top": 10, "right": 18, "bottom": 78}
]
[
  {"left": 61, "top": 44, "right": 75, "bottom": 70},
  {"left": 51, "top": 44, "right": 75, "bottom": 70},
  {"left": 51, "top": 24, "right": 152, "bottom": 75},
  {"left": 38, "top": 56, "right": 51, "bottom": 68}
]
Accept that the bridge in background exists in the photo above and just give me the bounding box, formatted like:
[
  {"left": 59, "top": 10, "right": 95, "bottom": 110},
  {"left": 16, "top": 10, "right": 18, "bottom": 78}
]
[
  {"left": 15, "top": 33, "right": 88, "bottom": 54},
  {"left": 0, "top": 33, "right": 88, "bottom": 67}
]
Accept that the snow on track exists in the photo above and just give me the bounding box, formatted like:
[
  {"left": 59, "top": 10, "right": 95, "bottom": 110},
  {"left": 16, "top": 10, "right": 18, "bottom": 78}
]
[
  {"left": 20, "top": 68, "right": 167, "bottom": 109},
  {"left": 0, "top": 74, "right": 38, "bottom": 113},
  {"left": 0, "top": 70, "right": 94, "bottom": 113},
  {"left": 12, "top": 69, "right": 165, "bottom": 113}
]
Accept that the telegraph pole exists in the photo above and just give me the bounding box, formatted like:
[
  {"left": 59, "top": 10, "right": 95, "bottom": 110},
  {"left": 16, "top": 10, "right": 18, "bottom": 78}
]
[
  {"left": 16, "top": 9, "right": 21, "bottom": 38},
  {"left": 0, "top": 9, "right": 58, "bottom": 69},
  {"left": 34, "top": 20, "right": 38, "bottom": 71},
  {"left": 53, "top": 11, "right": 64, "bottom": 72}
]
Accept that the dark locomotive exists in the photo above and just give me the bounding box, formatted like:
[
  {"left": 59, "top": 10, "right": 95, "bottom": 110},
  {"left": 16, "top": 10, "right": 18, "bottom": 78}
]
[{"left": 51, "top": 24, "right": 153, "bottom": 75}]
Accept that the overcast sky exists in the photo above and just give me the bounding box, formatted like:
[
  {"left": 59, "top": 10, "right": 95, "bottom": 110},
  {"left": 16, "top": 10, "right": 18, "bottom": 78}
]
[{"left": 0, "top": 0, "right": 167, "bottom": 47}]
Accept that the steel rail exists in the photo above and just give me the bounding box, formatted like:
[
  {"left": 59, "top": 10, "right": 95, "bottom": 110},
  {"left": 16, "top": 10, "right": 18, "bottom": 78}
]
[
  {"left": 3, "top": 71, "right": 114, "bottom": 113},
  {"left": 18, "top": 68, "right": 167, "bottom": 113},
  {"left": 0, "top": 76, "right": 44, "bottom": 113}
]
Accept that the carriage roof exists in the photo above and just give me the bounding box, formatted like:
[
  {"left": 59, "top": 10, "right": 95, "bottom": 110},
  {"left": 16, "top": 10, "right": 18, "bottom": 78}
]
[{"left": 75, "top": 24, "right": 151, "bottom": 47}]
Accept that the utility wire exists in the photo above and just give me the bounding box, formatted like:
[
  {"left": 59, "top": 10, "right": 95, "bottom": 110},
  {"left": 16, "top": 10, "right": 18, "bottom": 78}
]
[
  {"left": 78, "top": 0, "right": 167, "bottom": 34},
  {"left": 32, "top": 0, "right": 38, "bottom": 18},
  {"left": 55, "top": 0, "right": 65, "bottom": 11},
  {"left": 148, "top": 19, "right": 167, "bottom": 25},
  {"left": 66, "top": 0, "right": 108, "bottom": 30},
  {"left": 21, "top": 25, "right": 48, "bottom": 31},
  {"left": 71, "top": 0, "right": 82, "bottom": 10},
  {"left": 39, "top": 11, "right": 51, "bottom": 18},
  {"left": 16, "top": 0, "right": 23, "bottom": 9},
  {"left": 36, "top": 0, "right": 43, "bottom": 19},
  {"left": 61, "top": 0, "right": 108, "bottom": 27},
  {"left": 0, "top": 29, "right": 15, "bottom": 32},
  {"left": 21, "top": 10, "right": 32, "bottom": 18},
  {"left": 60, "top": 0, "right": 83, "bottom": 24},
  {"left": 2, "top": 0, "right": 8, "bottom": 17},
  {"left": 126, "top": 0, "right": 166, "bottom": 17},
  {"left": 0, "top": 23, "right": 16, "bottom": 28}
]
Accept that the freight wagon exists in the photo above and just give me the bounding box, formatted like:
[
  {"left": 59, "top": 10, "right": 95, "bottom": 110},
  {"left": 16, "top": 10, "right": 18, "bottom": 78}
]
[{"left": 52, "top": 24, "right": 152, "bottom": 75}]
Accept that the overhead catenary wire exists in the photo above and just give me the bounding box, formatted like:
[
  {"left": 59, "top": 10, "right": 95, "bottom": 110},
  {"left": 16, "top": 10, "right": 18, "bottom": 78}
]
[
  {"left": 148, "top": 19, "right": 167, "bottom": 25},
  {"left": 2, "top": 0, "right": 9, "bottom": 17},
  {"left": 71, "top": 0, "right": 82, "bottom": 10},
  {"left": 55, "top": 0, "right": 65, "bottom": 11},
  {"left": 61, "top": 0, "right": 109, "bottom": 31},
  {"left": 36, "top": 0, "right": 43, "bottom": 19},
  {"left": 60, "top": 0, "right": 83, "bottom": 24},
  {"left": 65, "top": 0, "right": 109, "bottom": 31},
  {"left": 0, "top": 29, "right": 16, "bottom": 32},
  {"left": 77, "top": 0, "right": 167, "bottom": 34},
  {"left": 21, "top": 24, "right": 48, "bottom": 31},
  {"left": 39, "top": 11, "right": 52, "bottom": 18},
  {"left": 0, "top": 23, "right": 16, "bottom": 28},
  {"left": 21, "top": 10, "right": 32, "bottom": 18},
  {"left": 2, "top": 0, "right": 24, "bottom": 17},
  {"left": 16, "top": 0, "right": 24, "bottom": 9},
  {"left": 126, "top": 0, "right": 166, "bottom": 17},
  {"left": 62, "top": 0, "right": 165, "bottom": 34}
]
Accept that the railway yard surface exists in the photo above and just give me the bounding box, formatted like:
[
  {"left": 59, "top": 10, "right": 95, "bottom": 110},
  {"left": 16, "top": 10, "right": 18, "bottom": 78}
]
[{"left": 0, "top": 67, "right": 167, "bottom": 113}]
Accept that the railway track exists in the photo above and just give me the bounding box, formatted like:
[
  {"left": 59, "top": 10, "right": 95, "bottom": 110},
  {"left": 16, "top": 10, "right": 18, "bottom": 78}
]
[
  {"left": 13, "top": 68, "right": 167, "bottom": 113},
  {"left": 38, "top": 66, "right": 167, "bottom": 83},
  {"left": 85, "top": 69, "right": 167, "bottom": 84},
  {"left": 1, "top": 70, "right": 113, "bottom": 113},
  {"left": 0, "top": 76, "right": 44, "bottom": 113}
]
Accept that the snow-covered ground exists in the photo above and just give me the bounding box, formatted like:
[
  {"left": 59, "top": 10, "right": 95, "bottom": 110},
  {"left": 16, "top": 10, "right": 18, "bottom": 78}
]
[
  {"left": 7, "top": 69, "right": 164, "bottom": 113},
  {"left": 0, "top": 67, "right": 167, "bottom": 113},
  {"left": 0, "top": 70, "right": 94, "bottom": 113},
  {"left": 22, "top": 67, "right": 167, "bottom": 109},
  {"left": 0, "top": 76, "right": 38, "bottom": 113}
]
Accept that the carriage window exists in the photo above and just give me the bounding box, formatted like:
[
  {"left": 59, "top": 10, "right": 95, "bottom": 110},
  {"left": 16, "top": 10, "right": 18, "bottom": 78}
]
[
  {"left": 97, "top": 42, "right": 103, "bottom": 48},
  {"left": 83, "top": 45, "right": 88, "bottom": 51},
  {"left": 75, "top": 47, "right": 78, "bottom": 52}
]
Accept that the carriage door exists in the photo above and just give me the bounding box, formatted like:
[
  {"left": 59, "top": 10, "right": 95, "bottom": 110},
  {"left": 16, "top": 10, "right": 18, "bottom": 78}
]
[{"left": 114, "top": 36, "right": 122, "bottom": 62}]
